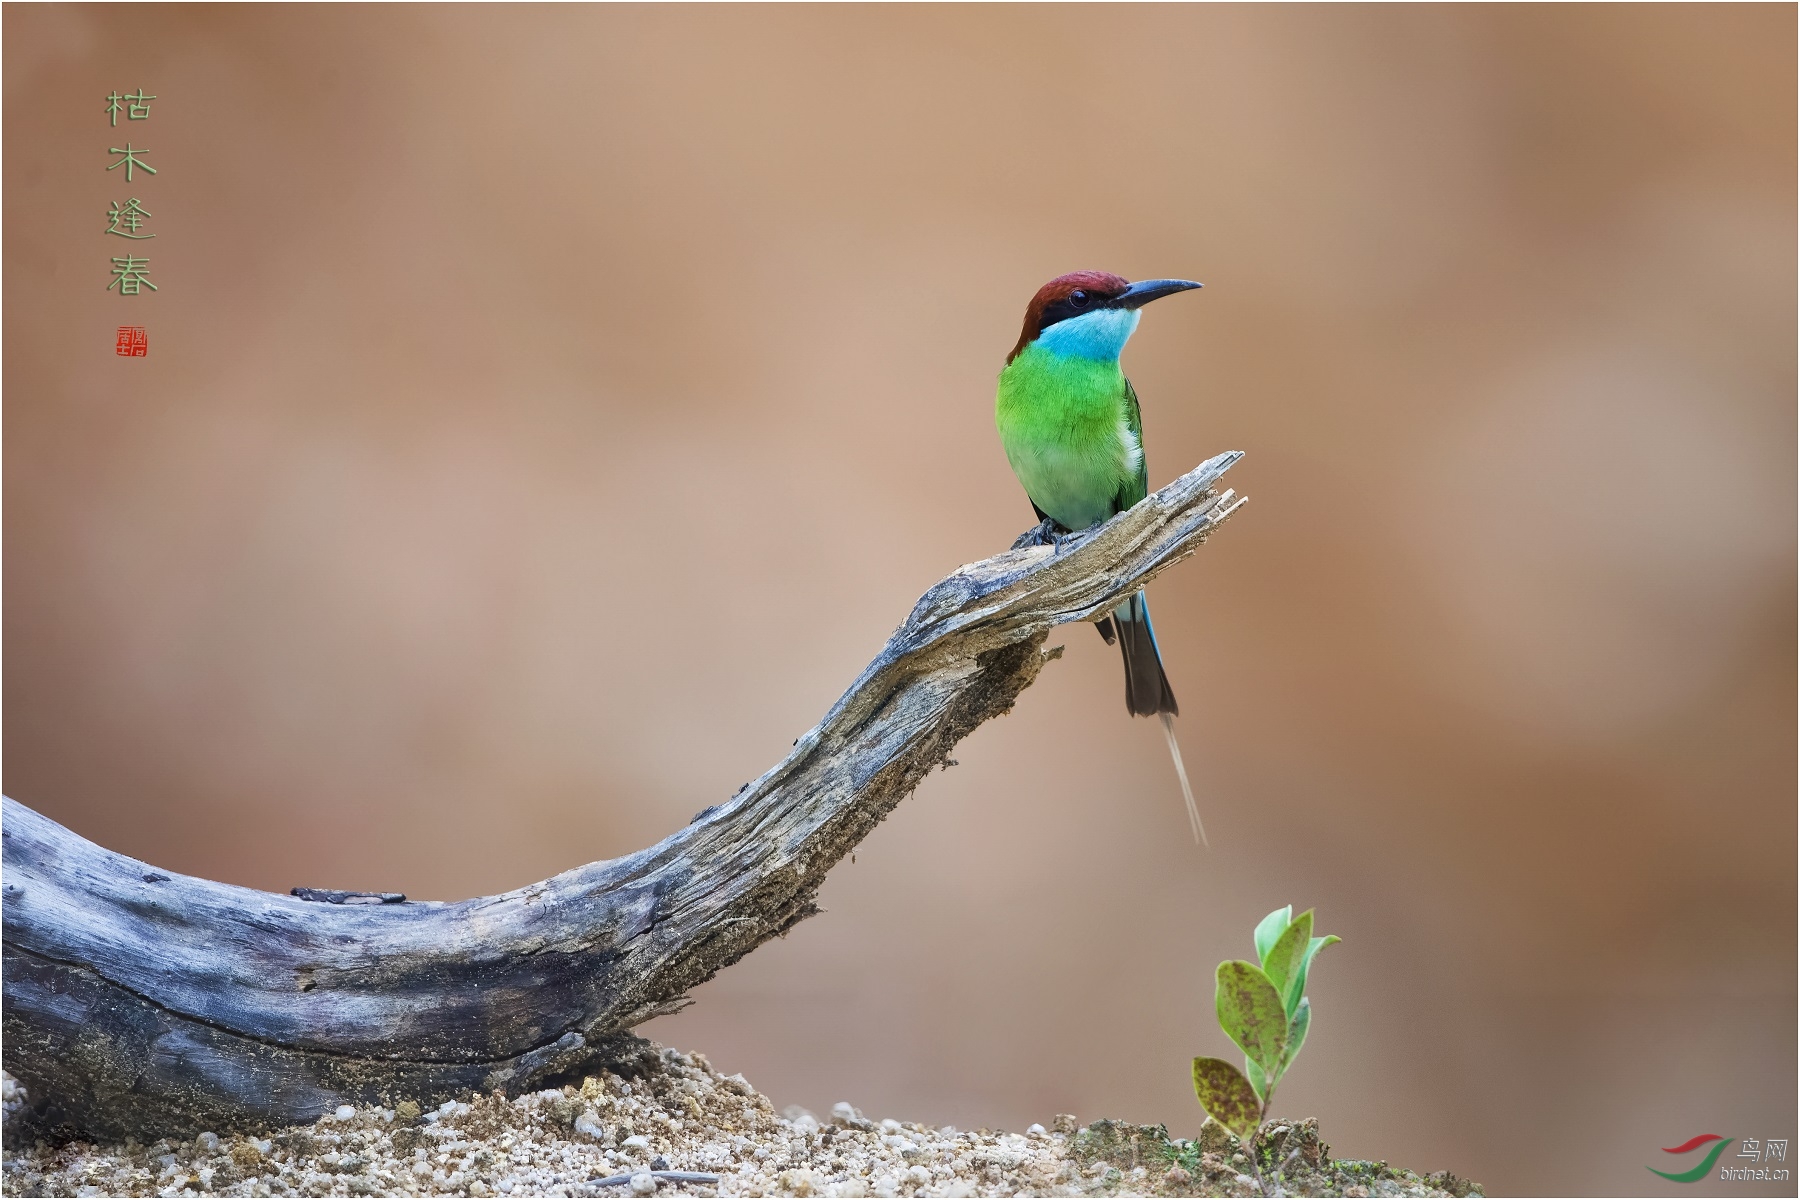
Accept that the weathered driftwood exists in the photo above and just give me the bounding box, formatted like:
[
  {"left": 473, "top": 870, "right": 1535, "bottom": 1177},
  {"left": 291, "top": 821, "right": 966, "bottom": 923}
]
[{"left": 1, "top": 452, "right": 1246, "bottom": 1142}]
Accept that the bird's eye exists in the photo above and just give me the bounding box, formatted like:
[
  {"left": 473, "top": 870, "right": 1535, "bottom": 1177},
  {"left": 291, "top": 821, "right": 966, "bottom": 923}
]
[{"left": 1069, "top": 289, "right": 1090, "bottom": 308}]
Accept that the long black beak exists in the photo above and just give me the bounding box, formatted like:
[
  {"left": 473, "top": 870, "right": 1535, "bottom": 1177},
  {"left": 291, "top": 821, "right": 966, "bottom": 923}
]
[{"left": 1113, "top": 278, "right": 1203, "bottom": 310}]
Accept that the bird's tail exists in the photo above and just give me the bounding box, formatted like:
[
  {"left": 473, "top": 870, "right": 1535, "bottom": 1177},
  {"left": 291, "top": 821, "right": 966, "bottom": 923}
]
[
  {"left": 1113, "top": 590, "right": 1178, "bottom": 717},
  {"left": 1160, "top": 711, "right": 1206, "bottom": 847},
  {"left": 1111, "top": 591, "right": 1206, "bottom": 845}
]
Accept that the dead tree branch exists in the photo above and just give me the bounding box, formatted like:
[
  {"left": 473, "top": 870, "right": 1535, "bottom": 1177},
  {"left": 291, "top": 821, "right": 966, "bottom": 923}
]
[{"left": 1, "top": 451, "right": 1245, "bottom": 1141}]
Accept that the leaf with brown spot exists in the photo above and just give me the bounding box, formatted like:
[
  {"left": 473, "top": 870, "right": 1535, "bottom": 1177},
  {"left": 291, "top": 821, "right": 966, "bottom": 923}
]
[
  {"left": 1191, "top": 1057, "right": 1261, "bottom": 1140},
  {"left": 1215, "top": 960, "right": 1288, "bottom": 1077}
]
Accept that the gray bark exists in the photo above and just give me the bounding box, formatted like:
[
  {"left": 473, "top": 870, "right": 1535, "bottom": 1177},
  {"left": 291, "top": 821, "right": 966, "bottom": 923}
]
[{"left": 1, "top": 452, "right": 1245, "bottom": 1142}]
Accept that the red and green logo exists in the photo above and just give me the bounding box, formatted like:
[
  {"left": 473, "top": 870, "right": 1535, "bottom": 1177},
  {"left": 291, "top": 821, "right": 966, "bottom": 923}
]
[{"left": 1650, "top": 1134, "right": 1735, "bottom": 1183}]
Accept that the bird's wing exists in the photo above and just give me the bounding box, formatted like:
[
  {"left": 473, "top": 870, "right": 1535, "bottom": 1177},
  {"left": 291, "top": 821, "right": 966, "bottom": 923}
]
[{"left": 1118, "top": 375, "right": 1149, "bottom": 511}]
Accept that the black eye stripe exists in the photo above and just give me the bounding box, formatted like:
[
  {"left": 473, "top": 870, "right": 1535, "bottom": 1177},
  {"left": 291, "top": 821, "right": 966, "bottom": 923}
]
[{"left": 1039, "top": 289, "right": 1109, "bottom": 331}]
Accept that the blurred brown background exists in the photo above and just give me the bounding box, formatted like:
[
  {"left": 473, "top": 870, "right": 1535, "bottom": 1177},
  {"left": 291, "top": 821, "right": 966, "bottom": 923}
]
[{"left": 5, "top": 5, "right": 1794, "bottom": 1194}]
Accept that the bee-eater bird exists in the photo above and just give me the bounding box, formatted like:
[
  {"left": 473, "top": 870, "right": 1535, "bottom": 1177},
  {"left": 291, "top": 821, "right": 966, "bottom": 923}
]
[{"left": 995, "top": 271, "right": 1207, "bottom": 843}]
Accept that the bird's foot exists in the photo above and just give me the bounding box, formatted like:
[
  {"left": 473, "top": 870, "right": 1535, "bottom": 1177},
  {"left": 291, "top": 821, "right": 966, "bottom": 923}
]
[
  {"left": 1011, "top": 518, "right": 1061, "bottom": 550},
  {"left": 1012, "top": 519, "right": 1094, "bottom": 555}
]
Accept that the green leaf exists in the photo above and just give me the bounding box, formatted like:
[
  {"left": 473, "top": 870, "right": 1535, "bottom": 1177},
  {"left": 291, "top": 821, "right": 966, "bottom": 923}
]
[
  {"left": 1244, "top": 1055, "right": 1270, "bottom": 1103},
  {"left": 1192, "top": 1057, "right": 1262, "bottom": 1140},
  {"left": 1280, "top": 996, "right": 1311, "bottom": 1074},
  {"left": 1284, "top": 933, "right": 1341, "bottom": 1016},
  {"left": 1253, "top": 907, "right": 1293, "bottom": 965},
  {"left": 1261, "top": 910, "right": 1313, "bottom": 1011},
  {"left": 1215, "top": 960, "right": 1289, "bottom": 1076}
]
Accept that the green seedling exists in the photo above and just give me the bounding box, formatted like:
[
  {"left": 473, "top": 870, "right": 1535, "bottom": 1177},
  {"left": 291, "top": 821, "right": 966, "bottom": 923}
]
[{"left": 1191, "top": 905, "right": 1340, "bottom": 1141}]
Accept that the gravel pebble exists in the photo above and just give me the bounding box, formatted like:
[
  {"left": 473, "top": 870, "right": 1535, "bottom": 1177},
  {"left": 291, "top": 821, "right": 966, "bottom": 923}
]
[{"left": 0, "top": 1054, "right": 1479, "bottom": 1198}]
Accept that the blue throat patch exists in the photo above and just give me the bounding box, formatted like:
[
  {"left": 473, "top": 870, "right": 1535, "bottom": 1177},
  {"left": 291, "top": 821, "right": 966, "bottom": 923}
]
[{"left": 1033, "top": 308, "right": 1141, "bottom": 361}]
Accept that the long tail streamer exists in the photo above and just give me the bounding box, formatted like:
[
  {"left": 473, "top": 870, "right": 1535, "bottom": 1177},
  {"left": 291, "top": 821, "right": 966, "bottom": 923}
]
[{"left": 1160, "top": 712, "right": 1207, "bottom": 847}]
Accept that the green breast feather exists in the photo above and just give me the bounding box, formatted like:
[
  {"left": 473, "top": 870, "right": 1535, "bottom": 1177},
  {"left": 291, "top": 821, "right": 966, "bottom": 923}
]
[{"left": 995, "top": 345, "right": 1146, "bottom": 531}]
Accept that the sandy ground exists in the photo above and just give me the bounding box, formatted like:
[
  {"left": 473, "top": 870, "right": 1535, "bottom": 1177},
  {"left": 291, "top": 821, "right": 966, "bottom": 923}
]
[{"left": 0, "top": 1049, "right": 1479, "bottom": 1198}]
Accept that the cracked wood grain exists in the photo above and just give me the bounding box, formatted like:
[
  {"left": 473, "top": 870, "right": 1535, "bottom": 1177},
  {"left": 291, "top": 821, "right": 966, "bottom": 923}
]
[{"left": 1, "top": 451, "right": 1246, "bottom": 1141}]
